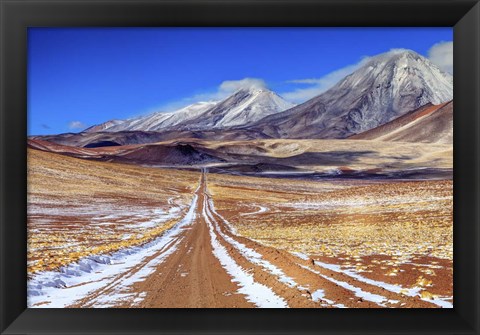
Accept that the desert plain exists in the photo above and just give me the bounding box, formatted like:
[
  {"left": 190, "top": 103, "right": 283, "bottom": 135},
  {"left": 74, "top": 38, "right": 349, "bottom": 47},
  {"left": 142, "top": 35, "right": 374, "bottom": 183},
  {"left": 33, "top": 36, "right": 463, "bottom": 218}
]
[{"left": 27, "top": 136, "right": 452, "bottom": 308}]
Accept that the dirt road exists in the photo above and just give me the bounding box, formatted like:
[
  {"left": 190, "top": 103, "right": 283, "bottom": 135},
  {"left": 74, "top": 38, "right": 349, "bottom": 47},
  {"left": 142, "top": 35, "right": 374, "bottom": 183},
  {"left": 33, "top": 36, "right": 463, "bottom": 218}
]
[{"left": 52, "top": 170, "right": 452, "bottom": 308}]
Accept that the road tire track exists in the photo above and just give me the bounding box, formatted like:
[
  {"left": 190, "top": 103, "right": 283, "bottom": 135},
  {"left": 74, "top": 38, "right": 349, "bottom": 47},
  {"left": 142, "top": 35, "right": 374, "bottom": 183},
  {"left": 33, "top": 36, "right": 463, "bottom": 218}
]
[{"left": 42, "top": 170, "right": 445, "bottom": 308}]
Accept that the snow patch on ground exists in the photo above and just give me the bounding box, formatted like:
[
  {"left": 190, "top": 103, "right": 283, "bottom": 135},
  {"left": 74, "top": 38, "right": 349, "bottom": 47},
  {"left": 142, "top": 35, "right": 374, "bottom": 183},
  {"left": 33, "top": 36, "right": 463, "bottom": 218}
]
[
  {"left": 311, "top": 289, "right": 326, "bottom": 302},
  {"left": 203, "top": 200, "right": 288, "bottom": 308},
  {"left": 28, "top": 192, "right": 199, "bottom": 308},
  {"left": 131, "top": 206, "right": 182, "bottom": 229},
  {"left": 207, "top": 198, "right": 238, "bottom": 234},
  {"left": 205, "top": 202, "right": 298, "bottom": 288},
  {"left": 288, "top": 195, "right": 452, "bottom": 213},
  {"left": 291, "top": 252, "right": 310, "bottom": 261},
  {"left": 310, "top": 289, "right": 346, "bottom": 308},
  {"left": 300, "top": 265, "right": 387, "bottom": 306},
  {"left": 241, "top": 205, "right": 268, "bottom": 216},
  {"left": 313, "top": 260, "right": 453, "bottom": 308}
]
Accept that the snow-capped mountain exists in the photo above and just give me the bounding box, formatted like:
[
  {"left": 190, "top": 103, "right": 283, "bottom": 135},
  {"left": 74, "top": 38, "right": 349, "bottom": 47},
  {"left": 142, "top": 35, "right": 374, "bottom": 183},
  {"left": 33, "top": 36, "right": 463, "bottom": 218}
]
[
  {"left": 249, "top": 49, "right": 453, "bottom": 139},
  {"left": 83, "top": 120, "right": 125, "bottom": 133},
  {"left": 85, "top": 87, "right": 294, "bottom": 133},
  {"left": 182, "top": 87, "right": 295, "bottom": 129},
  {"left": 104, "top": 101, "right": 219, "bottom": 132},
  {"left": 81, "top": 49, "right": 452, "bottom": 142}
]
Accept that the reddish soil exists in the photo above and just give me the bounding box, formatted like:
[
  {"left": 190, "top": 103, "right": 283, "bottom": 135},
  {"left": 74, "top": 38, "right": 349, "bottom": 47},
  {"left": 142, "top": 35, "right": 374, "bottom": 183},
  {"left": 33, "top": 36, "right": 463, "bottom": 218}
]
[{"left": 67, "top": 172, "right": 450, "bottom": 308}]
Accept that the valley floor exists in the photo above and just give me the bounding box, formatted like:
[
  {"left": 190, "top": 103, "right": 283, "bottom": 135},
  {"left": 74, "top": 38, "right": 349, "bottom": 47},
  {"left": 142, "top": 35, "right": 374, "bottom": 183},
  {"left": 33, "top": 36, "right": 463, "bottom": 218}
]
[{"left": 27, "top": 149, "right": 453, "bottom": 308}]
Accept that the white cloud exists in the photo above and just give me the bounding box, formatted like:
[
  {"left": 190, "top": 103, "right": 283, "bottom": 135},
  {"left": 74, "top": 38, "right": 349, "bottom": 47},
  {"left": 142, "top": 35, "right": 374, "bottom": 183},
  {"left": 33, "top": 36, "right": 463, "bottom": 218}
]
[
  {"left": 281, "top": 58, "right": 370, "bottom": 103},
  {"left": 139, "top": 42, "right": 453, "bottom": 114},
  {"left": 152, "top": 78, "right": 268, "bottom": 112},
  {"left": 218, "top": 78, "right": 266, "bottom": 93},
  {"left": 280, "top": 43, "right": 453, "bottom": 104},
  {"left": 193, "top": 77, "right": 267, "bottom": 102},
  {"left": 68, "top": 121, "right": 86, "bottom": 130},
  {"left": 428, "top": 41, "right": 453, "bottom": 74}
]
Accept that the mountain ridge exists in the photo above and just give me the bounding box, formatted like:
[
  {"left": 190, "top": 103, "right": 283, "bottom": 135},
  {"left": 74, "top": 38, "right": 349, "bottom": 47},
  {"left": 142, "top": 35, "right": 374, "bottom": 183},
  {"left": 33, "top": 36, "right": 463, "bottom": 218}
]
[
  {"left": 42, "top": 48, "right": 454, "bottom": 147},
  {"left": 350, "top": 100, "right": 453, "bottom": 144},
  {"left": 246, "top": 49, "right": 452, "bottom": 139},
  {"left": 85, "top": 87, "right": 295, "bottom": 133}
]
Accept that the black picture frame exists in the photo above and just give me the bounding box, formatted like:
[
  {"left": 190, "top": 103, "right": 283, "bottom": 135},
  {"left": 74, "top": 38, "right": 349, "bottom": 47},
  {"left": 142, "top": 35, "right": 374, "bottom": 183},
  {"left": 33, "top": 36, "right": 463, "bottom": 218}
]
[{"left": 1, "top": 0, "right": 479, "bottom": 334}]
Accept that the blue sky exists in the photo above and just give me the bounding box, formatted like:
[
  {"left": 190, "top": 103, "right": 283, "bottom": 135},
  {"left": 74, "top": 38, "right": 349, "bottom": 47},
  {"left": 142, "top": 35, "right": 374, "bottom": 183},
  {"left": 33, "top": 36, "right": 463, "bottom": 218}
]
[{"left": 28, "top": 27, "right": 453, "bottom": 135}]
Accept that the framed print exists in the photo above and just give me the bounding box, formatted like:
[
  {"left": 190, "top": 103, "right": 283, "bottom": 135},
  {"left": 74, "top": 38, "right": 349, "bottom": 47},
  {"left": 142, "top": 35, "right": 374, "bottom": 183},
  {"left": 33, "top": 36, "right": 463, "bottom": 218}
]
[{"left": 1, "top": 0, "right": 479, "bottom": 334}]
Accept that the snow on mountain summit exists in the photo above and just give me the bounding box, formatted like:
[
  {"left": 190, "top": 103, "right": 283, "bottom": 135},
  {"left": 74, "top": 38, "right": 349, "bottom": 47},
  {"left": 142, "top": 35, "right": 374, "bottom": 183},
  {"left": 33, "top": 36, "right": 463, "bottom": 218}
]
[
  {"left": 231, "top": 88, "right": 297, "bottom": 125},
  {"left": 344, "top": 49, "right": 453, "bottom": 106},
  {"left": 189, "top": 87, "right": 295, "bottom": 129},
  {"left": 84, "top": 49, "right": 451, "bottom": 140},
  {"left": 83, "top": 120, "right": 126, "bottom": 133},
  {"left": 251, "top": 49, "right": 453, "bottom": 139},
  {"left": 93, "top": 101, "right": 219, "bottom": 133},
  {"left": 86, "top": 87, "right": 294, "bottom": 133}
]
